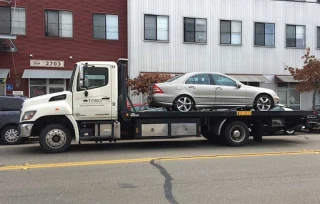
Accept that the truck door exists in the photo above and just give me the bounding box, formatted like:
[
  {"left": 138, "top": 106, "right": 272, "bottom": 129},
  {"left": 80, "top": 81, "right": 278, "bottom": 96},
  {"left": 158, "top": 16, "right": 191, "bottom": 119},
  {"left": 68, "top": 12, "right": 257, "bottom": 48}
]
[{"left": 73, "top": 66, "right": 112, "bottom": 120}]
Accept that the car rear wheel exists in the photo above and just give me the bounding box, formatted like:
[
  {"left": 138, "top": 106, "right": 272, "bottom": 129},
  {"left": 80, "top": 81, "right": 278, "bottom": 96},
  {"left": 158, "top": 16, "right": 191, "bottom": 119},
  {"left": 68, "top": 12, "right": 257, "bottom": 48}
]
[
  {"left": 254, "top": 94, "right": 273, "bottom": 111},
  {"left": 1, "top": 126, "right": 23, "bottom": 145},
  {"left": 173, "top": 95, "right": 194, "bottom": 112}
]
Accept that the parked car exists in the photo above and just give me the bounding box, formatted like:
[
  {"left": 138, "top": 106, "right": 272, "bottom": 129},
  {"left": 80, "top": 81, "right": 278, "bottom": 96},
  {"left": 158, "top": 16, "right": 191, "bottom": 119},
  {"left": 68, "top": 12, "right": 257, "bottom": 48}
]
[
  {"left": 0, "top": 96, "right": 26, "bottom": 145},
  {"left": 148, "top": 72, "right": 279, "bottom": 112}
]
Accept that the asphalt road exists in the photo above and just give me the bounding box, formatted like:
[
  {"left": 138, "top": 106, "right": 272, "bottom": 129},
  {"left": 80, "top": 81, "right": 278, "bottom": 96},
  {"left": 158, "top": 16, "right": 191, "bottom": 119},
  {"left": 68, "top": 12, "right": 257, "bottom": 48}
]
[{"left": 1, "top": 133, "right": 320, "bottom": 204}]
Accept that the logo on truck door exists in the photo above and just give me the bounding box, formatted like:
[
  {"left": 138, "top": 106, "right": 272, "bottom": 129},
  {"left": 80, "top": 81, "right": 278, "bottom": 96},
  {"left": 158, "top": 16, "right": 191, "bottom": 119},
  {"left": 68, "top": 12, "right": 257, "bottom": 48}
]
[{"left": 80, "top": 98, "right": 104, "bottom": 107}]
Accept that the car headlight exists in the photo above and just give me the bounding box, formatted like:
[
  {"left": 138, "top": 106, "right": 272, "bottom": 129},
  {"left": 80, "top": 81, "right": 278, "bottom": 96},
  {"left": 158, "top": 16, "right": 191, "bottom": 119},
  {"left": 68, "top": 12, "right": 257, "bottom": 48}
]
[{"left": 22, "top": 111, "right": 37, "bottom": 121}]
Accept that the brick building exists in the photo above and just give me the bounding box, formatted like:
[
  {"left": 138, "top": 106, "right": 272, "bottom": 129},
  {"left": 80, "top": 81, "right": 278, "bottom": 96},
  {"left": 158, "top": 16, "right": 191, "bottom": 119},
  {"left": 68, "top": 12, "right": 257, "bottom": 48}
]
[{"left": 0, "top": 0, "right": 127, "bottom": 97}]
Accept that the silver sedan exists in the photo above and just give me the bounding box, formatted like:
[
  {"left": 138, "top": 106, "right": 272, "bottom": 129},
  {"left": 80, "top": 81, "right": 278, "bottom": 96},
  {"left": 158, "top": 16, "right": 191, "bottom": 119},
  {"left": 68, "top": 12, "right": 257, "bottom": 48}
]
[{"left": 147, "top": 72, "right": 279, "bottom": 112}]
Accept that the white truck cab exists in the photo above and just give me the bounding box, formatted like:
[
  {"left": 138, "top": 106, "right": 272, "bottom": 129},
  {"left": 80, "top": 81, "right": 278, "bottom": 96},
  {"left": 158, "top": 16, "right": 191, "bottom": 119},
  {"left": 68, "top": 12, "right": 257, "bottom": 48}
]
[{"left": 19, "top": 61, "right": 121, "bottom": 152}]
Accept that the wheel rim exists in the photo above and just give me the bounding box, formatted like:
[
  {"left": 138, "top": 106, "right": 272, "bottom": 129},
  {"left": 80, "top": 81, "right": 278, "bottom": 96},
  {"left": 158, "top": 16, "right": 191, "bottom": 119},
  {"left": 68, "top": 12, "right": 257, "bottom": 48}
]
[
  {"left": 176, "top": 97, "right": 192, "bottom": 112},
  {"left": 256, "top": 97, "right": 272, "bottom": 111},
  {"left": 45, "top": 129, "right": 67, "bottom": 149},
  {"left": 286, "top": 130, "right": 294, "bottom": 134},
  {"left": 4, "top": 129, "right": 19, "bottom": 143},
  {"left": 230, "top": 125, "right": 246, "bottom": 143}
]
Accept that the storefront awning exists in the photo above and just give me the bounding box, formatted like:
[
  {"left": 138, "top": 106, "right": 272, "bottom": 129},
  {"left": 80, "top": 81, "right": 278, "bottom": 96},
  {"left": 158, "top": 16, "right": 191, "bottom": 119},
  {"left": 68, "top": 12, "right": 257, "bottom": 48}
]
[
  {"left": 22, "top": 69, "right": 72, "bottom": 79},
  {"left": 227, "top": 74, "right": 270, "bottom": 83},
  {"left": 275, "top": 75, "right": 298, "bottom": 83},
  {"left": 0, "top": 69, "right": 10, "bottom": 78}
]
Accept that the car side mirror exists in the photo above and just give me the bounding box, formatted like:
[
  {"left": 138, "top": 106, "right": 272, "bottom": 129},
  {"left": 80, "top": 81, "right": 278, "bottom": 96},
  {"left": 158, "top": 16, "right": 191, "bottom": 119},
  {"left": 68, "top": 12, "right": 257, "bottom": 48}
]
[{"left": 237, "top": 83, "right": 242, "bottom": 88}]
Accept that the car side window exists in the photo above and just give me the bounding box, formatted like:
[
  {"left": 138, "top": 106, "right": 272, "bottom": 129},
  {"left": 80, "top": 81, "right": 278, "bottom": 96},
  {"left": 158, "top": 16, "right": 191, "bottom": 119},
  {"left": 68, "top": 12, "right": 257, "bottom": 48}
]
[
  {"left": 185, "top": 74, "right": 211, "bottom": 85},
  {"left": 83, "top": 67, "right": 109, "bottom": 90},
  {"left": 0, "top": 98, "right": 24, "bottom": 111},
  {"left": 212, "top": 74, "right": 237, "bottom": 87}
]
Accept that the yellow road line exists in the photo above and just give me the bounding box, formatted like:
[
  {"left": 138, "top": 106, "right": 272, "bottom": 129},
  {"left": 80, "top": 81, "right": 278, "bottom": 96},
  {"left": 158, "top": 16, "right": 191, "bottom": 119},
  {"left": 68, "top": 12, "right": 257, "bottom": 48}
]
[{"left": 1, "top": 150, "right": 320, "bottom": 171}]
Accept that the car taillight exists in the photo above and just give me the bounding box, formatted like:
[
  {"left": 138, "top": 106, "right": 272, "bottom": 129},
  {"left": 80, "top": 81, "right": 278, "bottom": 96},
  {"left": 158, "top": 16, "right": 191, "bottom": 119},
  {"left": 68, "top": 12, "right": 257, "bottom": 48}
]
[{"left": 153, "top": 85, "right": 164, "bottom": 94}]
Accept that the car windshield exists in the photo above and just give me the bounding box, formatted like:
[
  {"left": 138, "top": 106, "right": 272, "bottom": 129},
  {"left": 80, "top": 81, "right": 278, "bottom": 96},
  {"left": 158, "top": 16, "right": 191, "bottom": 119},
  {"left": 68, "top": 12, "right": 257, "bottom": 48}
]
[{"left": 165, "top": 74, "right": 185, "bottom": 82}]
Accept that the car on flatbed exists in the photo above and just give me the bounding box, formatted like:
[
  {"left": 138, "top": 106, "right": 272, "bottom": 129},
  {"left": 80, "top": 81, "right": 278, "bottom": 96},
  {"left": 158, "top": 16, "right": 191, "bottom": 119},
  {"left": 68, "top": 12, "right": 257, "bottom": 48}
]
[{"left": 148, "top": 72, "right": 279, "bottom": 112}]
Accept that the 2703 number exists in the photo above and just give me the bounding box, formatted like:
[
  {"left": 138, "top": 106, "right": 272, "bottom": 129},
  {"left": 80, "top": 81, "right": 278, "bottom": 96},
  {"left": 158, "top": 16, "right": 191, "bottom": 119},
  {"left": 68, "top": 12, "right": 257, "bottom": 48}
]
[{"left": 46, "top": 61, "right": 61, "bottom": 67}]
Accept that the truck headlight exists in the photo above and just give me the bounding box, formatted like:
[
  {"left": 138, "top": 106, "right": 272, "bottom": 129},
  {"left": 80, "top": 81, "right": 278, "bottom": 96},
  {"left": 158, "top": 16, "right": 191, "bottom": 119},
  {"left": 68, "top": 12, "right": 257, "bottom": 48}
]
[{"left": 22, "top": 111, "right": 37, "bottom": 121}]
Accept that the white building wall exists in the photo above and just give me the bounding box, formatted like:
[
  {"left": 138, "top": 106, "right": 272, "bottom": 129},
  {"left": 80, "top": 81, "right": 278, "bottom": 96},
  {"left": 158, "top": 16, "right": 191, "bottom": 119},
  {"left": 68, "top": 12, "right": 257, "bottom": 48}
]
[{"left": 128, "top": 0, "right": 320, "bottom": 78}]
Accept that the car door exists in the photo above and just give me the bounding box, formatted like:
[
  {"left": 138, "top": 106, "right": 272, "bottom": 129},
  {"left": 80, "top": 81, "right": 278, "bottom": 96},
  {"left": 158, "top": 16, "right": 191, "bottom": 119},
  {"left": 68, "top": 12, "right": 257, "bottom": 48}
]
[
  {"left": 211, "top": 74, "right": 247, "bottom": 105},
  {"left": 73, "top": 66, "right": 113, "bottom": 121},
  {"left": 183, "top": 74, "right": 215, "bottom": 105}
]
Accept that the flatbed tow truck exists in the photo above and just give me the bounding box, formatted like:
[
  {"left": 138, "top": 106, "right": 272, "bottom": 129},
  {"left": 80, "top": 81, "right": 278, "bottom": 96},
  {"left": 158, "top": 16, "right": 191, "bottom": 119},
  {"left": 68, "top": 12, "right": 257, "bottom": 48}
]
[{"left": 18, "top": 59, "right": 315, "bottom": 153}]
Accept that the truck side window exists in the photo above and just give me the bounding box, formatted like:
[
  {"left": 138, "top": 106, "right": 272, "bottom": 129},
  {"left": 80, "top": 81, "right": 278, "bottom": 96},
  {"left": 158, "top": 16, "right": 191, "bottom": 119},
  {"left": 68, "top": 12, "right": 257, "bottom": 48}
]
[{"left": 83, "top": 67, "right": 109, "bottom": 90}]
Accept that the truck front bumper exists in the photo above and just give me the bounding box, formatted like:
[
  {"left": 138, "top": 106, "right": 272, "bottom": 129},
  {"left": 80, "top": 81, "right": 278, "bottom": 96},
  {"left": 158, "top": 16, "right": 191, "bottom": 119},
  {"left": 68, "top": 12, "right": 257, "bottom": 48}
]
[{"left": 18, "top": 123, "right": 34, "bottom": 138}]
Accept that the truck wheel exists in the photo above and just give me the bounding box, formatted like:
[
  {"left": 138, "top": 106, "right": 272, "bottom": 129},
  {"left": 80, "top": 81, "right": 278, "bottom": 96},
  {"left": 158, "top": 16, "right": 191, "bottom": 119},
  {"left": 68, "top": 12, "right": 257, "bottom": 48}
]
[
  {"left": 1, "top": 125, "right": 23, "bottom": 145},
  {"left": 223, "top": 121, "right": 249, "bottom": 147},
  {"left": 283, "top": 129, "right": 295, "bottom": 135},
  {"left": 39, "top": 124, "right": 72, "bottom": 153}
]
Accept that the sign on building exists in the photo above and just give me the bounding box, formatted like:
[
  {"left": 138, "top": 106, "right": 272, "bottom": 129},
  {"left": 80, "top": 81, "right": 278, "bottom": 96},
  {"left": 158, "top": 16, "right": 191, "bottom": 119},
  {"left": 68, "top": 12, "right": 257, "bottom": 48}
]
[
  {"left": 30, "top": 60, "right": 64, "bottom": 68},
  {"left": 6, "top": 84, "right": 13, "bottom": 91}
]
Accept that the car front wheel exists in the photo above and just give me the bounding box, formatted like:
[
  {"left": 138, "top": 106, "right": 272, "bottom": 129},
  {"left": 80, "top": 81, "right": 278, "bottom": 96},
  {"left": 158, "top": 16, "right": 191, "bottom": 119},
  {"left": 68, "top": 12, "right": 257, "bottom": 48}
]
[
  {"left": 254, "top": 94, "right": 273, "bottom": 111},
  {"left": 1, "top": 126, "right": 23, "bottom": 145}
]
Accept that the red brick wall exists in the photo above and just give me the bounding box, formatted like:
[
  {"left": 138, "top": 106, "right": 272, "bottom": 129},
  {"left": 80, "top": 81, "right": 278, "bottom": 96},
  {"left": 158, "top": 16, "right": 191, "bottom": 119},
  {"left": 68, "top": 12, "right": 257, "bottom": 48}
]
[{"left": 0, "top": 0, "right": 127, "bottom": 96}]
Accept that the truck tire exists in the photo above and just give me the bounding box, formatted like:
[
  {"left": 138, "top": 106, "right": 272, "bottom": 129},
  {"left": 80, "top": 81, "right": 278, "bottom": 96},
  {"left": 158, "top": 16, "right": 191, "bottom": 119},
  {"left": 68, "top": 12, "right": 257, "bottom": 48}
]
[
  {"left": 39, "top": 124, "right": 72, "bottom": 153},
  {"left": 1, "top": 125, "right": 23, "bottom": 145},
  {"left": 223, "top": 121, "right": 250, "bottom": 147}
]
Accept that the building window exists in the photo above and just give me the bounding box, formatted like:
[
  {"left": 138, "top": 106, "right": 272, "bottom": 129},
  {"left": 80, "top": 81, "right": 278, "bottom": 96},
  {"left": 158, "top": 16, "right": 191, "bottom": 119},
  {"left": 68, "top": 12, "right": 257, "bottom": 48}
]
[
  {"left": 286, "top": 25, "right": 305, "bottom": 48},
  {"left": 220, "top": 20, "right": 242, "bottom": 45},
  {"left": 93, "top": 14, "right": 119, "bottom": 40},
  {"left": 184, "top": 18, "right": 207, "bottom": 43},
  {"left": 277, "top": 83, "right": 300, "bottom": 110},
  {"left": 254, "top": 22, "right": 275, "bottom": 46},
  {"left": 30, "top": 79, "right": 65, "bottom": 98},
  {"left": 0, "top": 7, "right": 26, "bottom": 35},
  {"left": 45, "top": 10, "right": 73, "bottom": 38},
  {"left": 317, "top": 27, "right": 320, "bottom": 48},
  {"left": 144, "top": 14, "right": 169, "bottom": 41}
]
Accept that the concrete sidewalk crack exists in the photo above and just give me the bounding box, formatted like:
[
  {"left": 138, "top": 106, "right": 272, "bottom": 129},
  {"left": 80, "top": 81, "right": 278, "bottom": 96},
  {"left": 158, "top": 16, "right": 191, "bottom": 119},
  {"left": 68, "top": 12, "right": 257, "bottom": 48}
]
[{"left": 150, "top": 159, "right": 179, "bottom": 204}]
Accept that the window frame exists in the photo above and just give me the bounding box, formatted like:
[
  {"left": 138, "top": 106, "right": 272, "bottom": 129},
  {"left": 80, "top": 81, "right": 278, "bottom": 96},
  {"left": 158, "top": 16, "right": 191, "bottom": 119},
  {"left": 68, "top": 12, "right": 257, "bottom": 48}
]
[
  {"left": 285, "top": 24, "right": 306, "bottom": 48},
  {"left": 183, "top": 17, "right": 207, "bottom": 44},
  {"left": 92, "top": 13, "right": 119, "bottom": 40},
  {"left": 219, "top": 19, "right": 242, "bottom": 46},
  {"left": 44, "top": 9, "right": 73, "bottom": 38},
  {"left": 29, "top": 78, "right": 66, "bottom": 98},
  {"left": 254, "top": 22, "right": 276, "bottom": 47},
  {"left": 317, "top": 26, "right": 320, "bottom": 49},
  {"left": 211, "top": 74, "right": 238, "bottom": 87},
  {"left": 144, "top": 14, "right": 170, "bottom": 42},
  {"left": 184, "top": 74, "right": 212, "bottom": 85},
  {"left": 0, "top": 6, "right": 26, "bottom": 35}
]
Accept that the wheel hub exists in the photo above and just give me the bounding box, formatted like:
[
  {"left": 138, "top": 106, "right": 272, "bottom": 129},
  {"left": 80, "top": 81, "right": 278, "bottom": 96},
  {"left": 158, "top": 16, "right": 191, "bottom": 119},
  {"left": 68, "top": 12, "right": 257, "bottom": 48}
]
[
  {"left": 230, "top": 126, "right": 245, "bottom": 142},
  {"left": 257, "top": 97, "right": 272, "bottom": 111},
  {"left": 233, "top": 130, "right": 241, "bottom": 138},
  {"left": 46, "top": 129, "right": 67, "bottom": 149},
  {"left": 177, "top": 97, "right": 192, "bottom": 112},
  {"left": 4, "top": 129, "right": 19, "bottom": 143}
]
